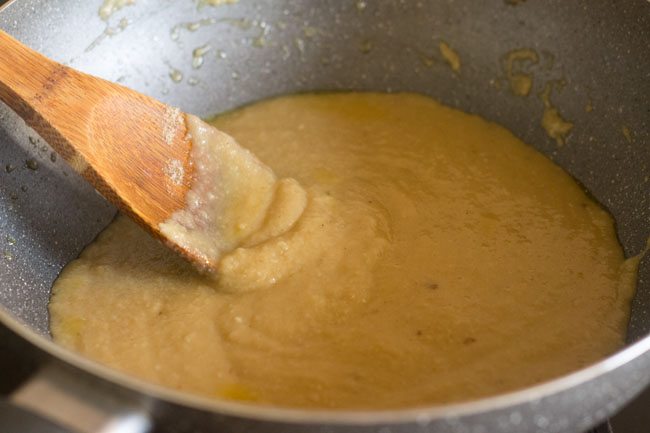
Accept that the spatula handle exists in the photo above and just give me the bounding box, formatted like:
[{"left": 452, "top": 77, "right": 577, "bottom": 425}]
[
  {"left": 0, "top": 30, "right": 192, "bottom": 242},
  {"left": 0, "top": 30, "right": 90, "bottom": 162}
]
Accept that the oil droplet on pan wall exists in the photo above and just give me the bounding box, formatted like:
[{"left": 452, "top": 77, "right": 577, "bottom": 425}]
[
  {"left": 359, "top": 40, "right": 373, "bottom": 54},
  {"left": 622, "top": 126, "right": 633, "bottom": 143},
  {"left": 169, "top": 69, "right": 183, "bottom": 83},
  {"left": 192, "top": 44, "right": 212, "bottom": 69}
]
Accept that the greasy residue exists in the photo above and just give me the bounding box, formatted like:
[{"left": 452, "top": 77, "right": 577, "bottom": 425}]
[
  {"left": 87, "top": 1, "right": 132, "bottom": 52},
  {"left": 539, "top": 82, "right": 574, "bottom": 146},
  {"left": 169, "top": 68, "right": 183, "bottom": 83},
  {"left": 99, "top": 0, "right": 135, "bottom": 21},
  {"left": 622, "top": 126, "right": 633, "bottom": 143},
  {"left": 503, "top": 49, "right": 539, "bottom": 97},
  {"left": 439, "top": 41, "right": 461, "bottom": 73},
  {"left": 171, "top": 18, "right": 217, "bottom": 41},
  {"left": 192, "top": 44, "right": 212, "bottom": 69},
  {"left": 359, "top": 40, "right": 373, "bottom": 54},
  {"left": 198, "top": 0, "right": 239, "bottom": 8}
]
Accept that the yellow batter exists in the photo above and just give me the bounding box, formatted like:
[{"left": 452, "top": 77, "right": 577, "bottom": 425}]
[{"left": 49, "top": 93, "right": 639, "bottom": 409}]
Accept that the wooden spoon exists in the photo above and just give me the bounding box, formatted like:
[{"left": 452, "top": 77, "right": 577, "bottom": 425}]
[{"left": 0, "top": 30, "right": 203, "bottom": 267}]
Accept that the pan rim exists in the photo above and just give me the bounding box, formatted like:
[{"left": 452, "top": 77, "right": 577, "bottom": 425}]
[
  {"left": 0, "top": 0, "right": 648, "bottom": 424},
  {"left": 2, "top": 305, "right": 649, "bottom": 425}
]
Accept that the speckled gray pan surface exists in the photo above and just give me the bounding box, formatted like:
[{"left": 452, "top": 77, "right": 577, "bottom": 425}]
[{"left": 0, "top": 1, "right": 648, "bottom": 432}]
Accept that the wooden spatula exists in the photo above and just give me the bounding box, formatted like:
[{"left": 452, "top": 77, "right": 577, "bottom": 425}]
[{"left": 0, "top": 30, "right": 203, "bottom": 267}]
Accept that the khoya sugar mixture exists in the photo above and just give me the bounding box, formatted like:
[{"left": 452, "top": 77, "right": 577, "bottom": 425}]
[{"left": 49, "top": 93, "right": 642, "bottom": 409}]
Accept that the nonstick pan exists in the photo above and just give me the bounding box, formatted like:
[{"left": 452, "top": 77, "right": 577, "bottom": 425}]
[{"left": 0, "top": 1, "right": 648, "bottom": 432}]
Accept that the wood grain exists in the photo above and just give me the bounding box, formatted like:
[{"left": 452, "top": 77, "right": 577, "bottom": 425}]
[{"left": 0, "top": 30, "right": 201, "bottom": 266}]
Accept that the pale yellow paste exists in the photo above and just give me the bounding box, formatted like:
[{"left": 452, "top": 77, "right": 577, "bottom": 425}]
[
  {"left": 159, "top": 115, "right": 305, "bottom": 271},
  {"left": 49, "top": 93, "right": 638, "bottom": 409}
]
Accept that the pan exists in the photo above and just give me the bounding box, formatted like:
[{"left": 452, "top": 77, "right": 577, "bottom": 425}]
[{"left": 0, "top": 0, "right": 648, "bottom": 432}]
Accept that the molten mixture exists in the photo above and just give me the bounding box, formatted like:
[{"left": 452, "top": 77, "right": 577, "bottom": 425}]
[{"left": 49, "top": 93, "right": 638, "bottom": 409}]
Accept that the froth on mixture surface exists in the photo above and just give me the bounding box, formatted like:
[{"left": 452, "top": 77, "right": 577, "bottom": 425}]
[{"left": 49, "top": 93, "right": 639, "bottom": 409}]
